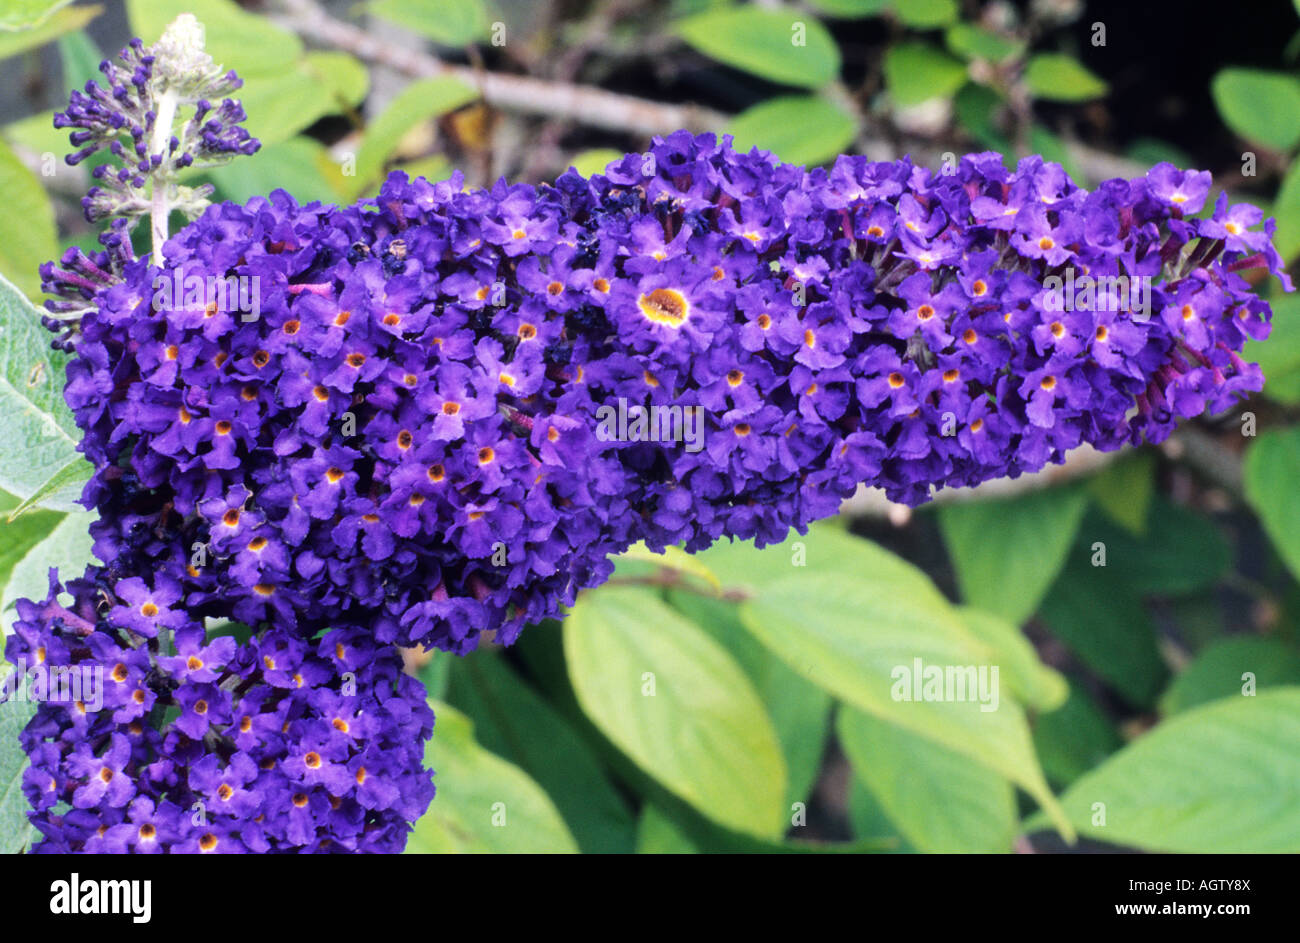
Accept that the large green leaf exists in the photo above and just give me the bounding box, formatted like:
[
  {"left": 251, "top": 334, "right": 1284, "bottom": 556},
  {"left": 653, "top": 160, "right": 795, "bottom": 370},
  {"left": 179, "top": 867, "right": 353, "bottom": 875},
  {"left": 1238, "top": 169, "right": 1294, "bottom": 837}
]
[
  {"left": 944, "top": 23, "right": 1024, "bottom": 63},
  {"left": 890, "top": 0, "right": 958, "bottom": 28},
  {"left": 675, "top": 8, "right": 841, "bottom": 89},
  {"left": 0, "top": 271, "right": 86, "bottom": 512},
  {"left": 0, "top": 3, "right": 98, "bottom": 60},
  {"left": 0, "top": 697, "right": 37, "bottom": 854},
  {"left": 938, "top": 485, "right": 1088, "bottom": 625},
  {"left": 0, "top": 491, "right": 62, "bottom": 591},
  {"left": 883, "top": 41, "right": 968, "bottom": 106},
  {"left": 807, "top": 0, "right": 888, "bottom": 16},
  {"left": 564, "top": 586, "right": 788, "bottom": 838},
  {"left": 350, "top": 76, "right": 478, "bottom": 196},
  {"left": 1032, "top": 685, "right": 1122, "bottom": 787},
  {"left": 1244, "top": 426, "right": 1300, "bottom": 581},
  {"left": 0, "top": 138, "right": 57, "bottom": 299},
  {"left": 406, "top": 701, "right": 578, "bottom": 853},
  {"left": 1053, "top": 688, "right": 1300, "bottom": 852},
  {"left": 738, "top": 567, "right": 1071, "bottom": 837},
  {"left": 838, "top": 707, "right": 1016, "bottom": 853},
  {"left": 668, "top": 590, "right": 831, "bottom": 810},
  {"left": 1023, "top": 53, "right": 1108, "bottom": 102},
  {"left": 204, "top": 137, "right": 348, "bottom": 205},
  {"left": 368, "top": 0, "right": 489, "bottom": 47},
  {"left": 0, "top": 0, "right": 73, "bottom": 30},
  {"left": 1, "top": 510, "right": 97, "bottom": 633},
  {"left": 1038, "top": 561, "right": 1167, "bottom": 708},
  {"left": 127, "top": 0, "right": 302, "bottom": 78},
  {"left": 958, "top": 606, "right": 1066, "bottom": 712},
  {"left": 446, "top": 652, "right": 636, "bottom": 853},
  {"left": 1072, "top": 499, "right": 1230, "bottom": 596},
  {"left": 1269, "top": 160, "right": 1300, "bottom": 264},
  {"left": 726, "top": 96, "right": 857, "bottom": 167},
  {"left": 1211, "top": 69, "right": 1300, "bottom": 152},
  {"left": 236, "top": 54, "right": 369, "bottom": 147},
  {"left": 1160, "top": 638, "right": 1300, "bottom": 715},
  {"left": 1247, "top": 290, "right": 1300, "bottom": 395}
]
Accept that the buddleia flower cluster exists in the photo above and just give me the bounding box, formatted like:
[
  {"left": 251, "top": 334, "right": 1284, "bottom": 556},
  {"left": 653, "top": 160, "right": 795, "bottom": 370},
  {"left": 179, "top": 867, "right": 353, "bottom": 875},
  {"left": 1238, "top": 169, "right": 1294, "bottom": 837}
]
[
  {"left": 4, "top": 569, "right": 432, "bottom": 853},
  {"left": 6, "top": 20, "right": 1291, "bottom": 852}
]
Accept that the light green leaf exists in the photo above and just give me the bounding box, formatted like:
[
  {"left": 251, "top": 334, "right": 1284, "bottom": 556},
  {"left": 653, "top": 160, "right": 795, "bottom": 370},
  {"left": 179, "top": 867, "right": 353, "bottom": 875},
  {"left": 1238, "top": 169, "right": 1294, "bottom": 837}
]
[
  {"left": 0, "top": 271, "right": 86, "bottom": 511},
  {"left": 568, "top": 148, "right": 624, "bottom": 179},
  {"left": 2, "top": 510, "right": 98, "bottom": 633},
  {"left": 1053, "top": 688, "right": 1300, "bottom": 852},
  {"left": 945, "top": 23, "right": 1024, "bottom": 62},
  {"left": 6, "top": 457, "right": 89, "bottom": 521},
  {"left": 126, "top": 0, "right": 302, "bottom": 78},
  {"left": 668, "top": 590, "right": 831, "bottom": 809},
  {"left": 204, "top": 137, "right": 348, "bottom": 205},
  {"left": 0, "top": 491, "right": 60, "bottom": 602},
  {"left": 1211, "top": 68, "right": 1300, "bottom": 152},
  {"left": 635, "top": 804, "right": 698, "bottom": 853},
  {"left": 1023, "top": 53, "right": 1108, "bottom": 102},
  {"left": 884, "top": 41, "right": 968, "bottom": 106},
  {"left": 889, "top": 0, "right": 958, "bottom": 29},
  {"left": 1268, "top": 160, "right": 1300, "bottom": 264},
  {"left": 619, "top": 542, "right": 721, "bottom": 592},
  {"left": 406, "top": 701, "right": 578, "bottom": 853},
  {"left": 564, "top": 586, "right": 788, "bottom": 838},
  {"left": 236, "top": 58, "right": 366, "bottom": 146},
  {"left": 351, "top": 76, "right": 478, "bottom": 195},
  {"left": 838, "top": 707, "right": 1016, "bottom": 853},
  {"left": 0, "top": 697, "right": 37, "bottom": 854},
  {"left": 369, "top": 0, "right": 489, "bottom": 47},
  {"left": 807, "top": 0, "right": 888, "bottom": 16},
  {"left": 938, "top": 485, "right": 1088, "bottom": 625},
  {"left": 675, "top": 8, "right": 841, "bottom": 89},
  {"left": 726, "top": 95, "right": 857, "bottom": 166},
  {"left": 0, "top": 3, "right": 98, "bottom": 59},
  {"left": 738, "top": 568, "right": 1071, "bottom": 838},
  {"left": 1161, "top": 638, "right": 1300, "bottom": 715},
  {"left": 1244, "top": 427, "right": 1300, "bottom": 581},
  {"left": 446, "top": 652, "right": 637, "bottom": 853},
  {"left": 958, "top": 606, "right": 1067, "bottom": 712},
  {"left": 302, "top": 51, "right": 370, "bottom": 111},
  {"left": 1085, "top": 451, "right": 1155, "bottom": 535},
  {"left": 0, "top": 138, "right": 57, "bottom": 299},
  {"left": 0, "top": 0, "right": 73, "bottom": 30}
]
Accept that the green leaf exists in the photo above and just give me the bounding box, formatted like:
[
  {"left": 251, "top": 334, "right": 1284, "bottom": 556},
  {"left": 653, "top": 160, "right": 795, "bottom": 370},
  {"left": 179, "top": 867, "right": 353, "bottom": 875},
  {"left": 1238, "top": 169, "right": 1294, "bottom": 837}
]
[
  {"left": 0, "top": 138, "right": 57, "bottom": 299},
  {"left": 1073, "top": 498, "right": 1230, "bottom": 596},
  {"left": 838, "top": 707, "right": 1016, "bottom": 852},
  {"left": 446, "top": 652, "right": 637, "bottom": 853},
  {"left": 58, "top": 29, "right": 101, "bottom": 97},
  {"left": 5, "top": 458, "right": 88, "bottom": 521},
  {"left": 884, "top": 41, "right": 968, "bottom": 106},
  {"left": 1160, "top": 638, "right": 1300, "bottom": 715},
  {"left": 236, "top": 57, "right": 368, "bottom": 147},
  {"left": 675, "top": 8, "right": 841, "bottom": 89},
  {"left": 1268, "top": 160, "right": 1300, "bottom": 265},
  {"left": 204, "top": 137, "right": 348, "bottom": 205},
  {"left": 0, "top": 271, "right": 86, "bottom": 511},
  {"left": 725, "top": 95, "right": 857, "bottom": 166},
  {"left": 1052, "top": 688, "right": 1300, "bottom": 852},
  {"left": 1038, "top": 561, "right": 1168, "bottom": 708},
  {"left": 938, "top": 485, "right": 1088, "bottom": 625},
  {"left": 1211, "top": 68, "right": 1300, "bottom": 152},
  {"left": 567, "top": 148, "right": 624, "bottom": 179},
  {"left": 406, "top": 701, "right": 578, "bottom": 853},
  {"left": 0, "top": 697, "right": 37, "bottom": 854},
  {"left": 126, "top": 0, "right": 302, "bottom": 78},
  {"left": 668, "top": 590, "right": 831, "bottom": 809},
  {"left": 1033, "top": 685, "right": 1122, "bottom": 787},
  {"left": 807, "top": 0, "right": 888, "bottom": 17},
  {"left": 635, "top": 804, "right": 698, "bottom": 853},
  {"left": 1023, "top": 53, "right": 1107, "bottom": 102},
  {"left": 564, "top": 585, "right": 788, "bottom": 838},
  {"left": 368, "top": 0, "right": 489, "bottom": 47},
  {"left": 1, "top": 510, "right": 98, "bottom": 632},
  {"left": 958, "top": 606, "right": 1067, "bottom": 712},
  {"left": 846, "top": 777, "right": 911, "bottom": 851},
  {"left": 302, "top": 51, "right": 370, "bottom": 111},
  {"left": 619, "top": 542, "right": 721, "bottom": 593},
  {"left": 1085, "top": 451, "right": 1155, "bottom": 536},
  {"left": 0, "top": 3, "right": 98, "bottom": 59},
  {"left": 738, "top": 566, "right": 1071, "bottom": 838},
  {"left": 1245, "top": 426, "right": 1300, "bottom": 581},
  {"left": 954, "top": 84, "right": 1012, "bottom": 153},
  {"left": 889, "top": 0, "right": 958, "bottom": 29},
  {"left": 351, "top": 76, "right": 478, "bottom": 195},
  {"left": 0, "top": 0, "right": 73, "bottom": 30},
  {"left": 1028, "top": 125, "right": 1087, "bottom": 184},
  {"left": 0, "top": 492, "right": 61, "bottom": 589},
  {"left": 945, "top": 23, "right": 1024, "bottom": 63}
]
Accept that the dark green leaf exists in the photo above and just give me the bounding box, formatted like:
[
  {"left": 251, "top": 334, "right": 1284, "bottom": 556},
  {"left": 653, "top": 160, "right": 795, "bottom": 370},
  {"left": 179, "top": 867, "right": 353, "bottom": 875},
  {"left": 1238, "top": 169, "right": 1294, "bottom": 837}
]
[{"left": 1160, "top": 638, "right": 1300, "bottom": 715}]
